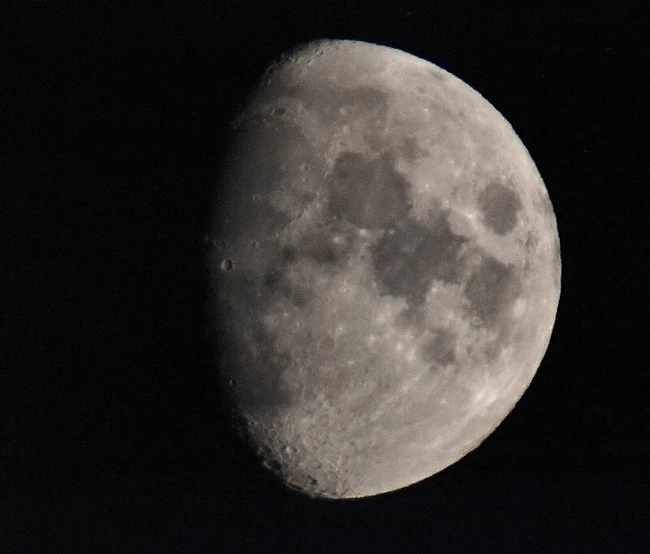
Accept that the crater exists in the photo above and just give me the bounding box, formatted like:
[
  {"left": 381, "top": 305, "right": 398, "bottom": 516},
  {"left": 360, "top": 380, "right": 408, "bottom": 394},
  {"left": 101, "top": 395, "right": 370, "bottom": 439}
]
[
  {"left": 371, "top": 216, "right": 469, "bottom": 308},
  {"left": 327, "top": 151, "right": 411, "bottom": 229},
  {"left": 463, "top": 253, "right": 522, "bottom": 328},
  {"left": 262, "top": 458, "right": 283, "bottom": 473},
  {"left": 477, "top": 181, "right": 522, "bottom": 235}
]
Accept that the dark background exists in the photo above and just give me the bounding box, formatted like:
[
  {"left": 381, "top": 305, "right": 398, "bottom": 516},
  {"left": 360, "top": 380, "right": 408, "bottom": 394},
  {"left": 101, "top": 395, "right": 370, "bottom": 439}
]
[{"left": 2, "top": 1, "right": 647, "bottom": 552}]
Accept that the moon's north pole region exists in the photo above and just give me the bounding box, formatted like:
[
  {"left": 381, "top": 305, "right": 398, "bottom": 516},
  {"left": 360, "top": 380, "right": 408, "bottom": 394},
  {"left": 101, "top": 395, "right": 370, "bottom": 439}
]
[{"left": 208, "top": 39, "right": 561, "bottom": 499}]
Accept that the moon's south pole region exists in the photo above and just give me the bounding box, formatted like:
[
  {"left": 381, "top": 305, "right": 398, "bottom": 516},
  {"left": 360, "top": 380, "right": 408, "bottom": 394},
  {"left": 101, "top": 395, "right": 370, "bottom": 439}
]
[{"left": 208, "top": 40, "right": 561, "bottom": 499}]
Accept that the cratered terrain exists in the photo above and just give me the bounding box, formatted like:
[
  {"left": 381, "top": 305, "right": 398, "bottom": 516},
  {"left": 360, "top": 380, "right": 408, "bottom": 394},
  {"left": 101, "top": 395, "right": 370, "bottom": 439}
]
[{"left": 207, "top": 39, "right": 561, "bottom": 499}]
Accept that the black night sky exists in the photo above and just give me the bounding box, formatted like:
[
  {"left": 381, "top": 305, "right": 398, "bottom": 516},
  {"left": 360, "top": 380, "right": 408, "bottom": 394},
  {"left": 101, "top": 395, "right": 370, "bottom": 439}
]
[{"left": 2, "top": 2, "right": 646, "bottom": 552}]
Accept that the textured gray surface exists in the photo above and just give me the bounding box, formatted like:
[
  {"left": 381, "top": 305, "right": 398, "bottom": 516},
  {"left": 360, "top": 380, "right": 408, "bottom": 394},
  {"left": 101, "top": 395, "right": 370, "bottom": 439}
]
[{"left": 208, "top": 39, "right": 561, "bottom": 498}]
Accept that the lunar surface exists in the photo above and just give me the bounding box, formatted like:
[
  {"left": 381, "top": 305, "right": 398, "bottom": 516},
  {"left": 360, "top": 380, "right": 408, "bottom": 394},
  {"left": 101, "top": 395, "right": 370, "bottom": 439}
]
[{"left": 207, "top": 39, "right": 561, "bottom": 499}]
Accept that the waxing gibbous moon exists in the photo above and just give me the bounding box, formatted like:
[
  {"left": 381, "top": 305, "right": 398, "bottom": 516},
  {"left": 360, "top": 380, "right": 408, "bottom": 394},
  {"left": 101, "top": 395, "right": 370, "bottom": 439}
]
[{"left": 208, "top": 39, "right": 561, "bottom": 499}]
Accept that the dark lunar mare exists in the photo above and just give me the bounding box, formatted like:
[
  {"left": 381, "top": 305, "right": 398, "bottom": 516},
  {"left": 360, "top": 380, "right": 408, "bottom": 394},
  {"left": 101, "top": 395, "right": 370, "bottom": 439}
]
[
  {"left": 371, "top": 216, "right": 469, "bottom": 309},
  {"left": 421, "top": 328, "right": 458, "bottom": 367},
  {"left": 327, "top": 151, "right": 411, "bottom": 229},
  {"left": 463, "top": 254, "right": 522, "bottom": 327},
  {"left": 477, "top": 181, "right": 522, "bottom": 235}
]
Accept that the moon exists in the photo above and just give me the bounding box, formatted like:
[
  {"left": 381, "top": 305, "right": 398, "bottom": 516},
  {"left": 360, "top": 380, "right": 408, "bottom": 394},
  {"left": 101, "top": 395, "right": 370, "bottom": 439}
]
[{"left": 208, "top": 39, "right": 561, "bottom": 499}]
